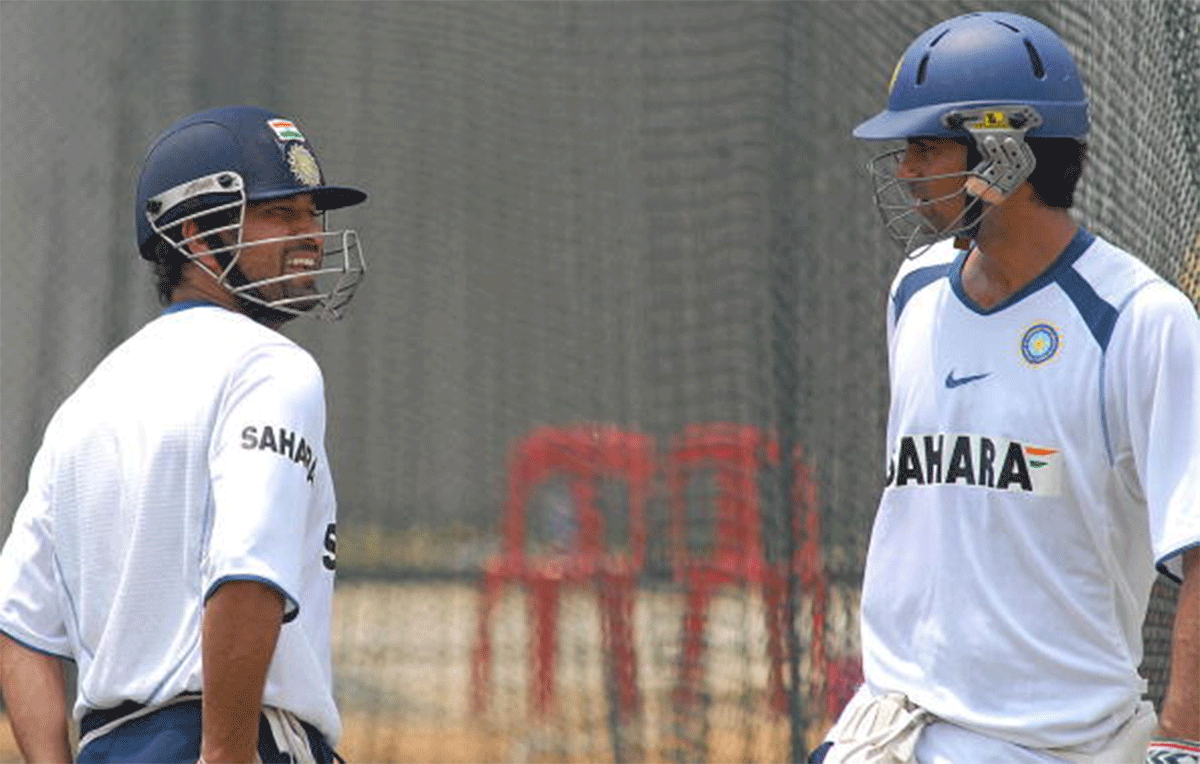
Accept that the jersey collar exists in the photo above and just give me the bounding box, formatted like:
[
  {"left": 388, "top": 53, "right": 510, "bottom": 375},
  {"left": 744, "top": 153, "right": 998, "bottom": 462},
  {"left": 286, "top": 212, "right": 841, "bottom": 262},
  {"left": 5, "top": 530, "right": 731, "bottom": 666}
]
[
  {"left": 161, "top": 300, "right": 222, "bottom": 316},
  {"left": 950, "top": 227, "right": 1096, "bottom": 315}
]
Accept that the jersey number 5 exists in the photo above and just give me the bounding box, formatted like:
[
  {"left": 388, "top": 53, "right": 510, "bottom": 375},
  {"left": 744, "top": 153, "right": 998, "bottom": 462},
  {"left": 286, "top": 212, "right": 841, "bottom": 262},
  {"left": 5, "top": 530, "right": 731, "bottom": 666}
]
[{"left": 323, "top": 523, "right": 337, "bottom": 571}]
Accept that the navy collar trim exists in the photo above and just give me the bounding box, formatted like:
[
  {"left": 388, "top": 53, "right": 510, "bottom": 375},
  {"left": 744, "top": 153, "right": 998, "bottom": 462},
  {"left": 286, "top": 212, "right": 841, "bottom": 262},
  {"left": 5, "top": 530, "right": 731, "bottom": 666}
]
[
  {"left": 950, "top": 227, "right": 1096, "bottom": 315},
  {"left": 162, "top": 300, "right": 221, "bottom": 316}
]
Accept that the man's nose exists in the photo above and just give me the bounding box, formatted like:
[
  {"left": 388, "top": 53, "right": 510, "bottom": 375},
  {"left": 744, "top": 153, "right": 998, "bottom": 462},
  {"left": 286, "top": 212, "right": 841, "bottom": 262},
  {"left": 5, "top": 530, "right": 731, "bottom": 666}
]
[
  {"left": 290, "top": 216, "right": 324, "bottom": 247},
  {"left": 895, "top": 149, "right": 921, "bottom": 180}
]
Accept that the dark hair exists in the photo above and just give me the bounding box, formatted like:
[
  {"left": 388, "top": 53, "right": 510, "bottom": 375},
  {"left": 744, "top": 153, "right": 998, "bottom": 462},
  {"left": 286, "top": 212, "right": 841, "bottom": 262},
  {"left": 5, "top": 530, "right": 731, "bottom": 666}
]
[
  {"left": 151, "top": 238, "right": 187, "bottom": 307},
  {"left": 148, "top": 207, "right": 239, "bottom": 306},
  {"left": 958, "top": 136, "right": 1087, "bottom": 209},
  {"left": 1025, "top": 138, "right": 1087, "bottom": 209}
]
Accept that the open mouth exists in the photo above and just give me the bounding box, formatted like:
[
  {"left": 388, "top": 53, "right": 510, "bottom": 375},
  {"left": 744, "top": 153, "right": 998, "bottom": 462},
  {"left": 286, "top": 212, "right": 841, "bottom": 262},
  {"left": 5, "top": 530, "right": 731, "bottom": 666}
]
[{"left": 286, "top": 254, "right": 320, "bottom": 271}]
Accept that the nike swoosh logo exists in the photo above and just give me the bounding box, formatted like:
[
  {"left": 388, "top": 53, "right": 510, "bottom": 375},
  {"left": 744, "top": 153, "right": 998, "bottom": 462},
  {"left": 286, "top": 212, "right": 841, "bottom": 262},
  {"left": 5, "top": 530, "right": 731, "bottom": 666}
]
[{"left": 945, "top": 371, "right": 990, "bottom": 389}]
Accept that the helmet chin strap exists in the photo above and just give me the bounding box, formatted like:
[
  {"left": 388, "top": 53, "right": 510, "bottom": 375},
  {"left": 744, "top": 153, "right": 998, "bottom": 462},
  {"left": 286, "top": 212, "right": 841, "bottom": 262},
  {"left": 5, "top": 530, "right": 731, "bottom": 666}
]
[
  {"left": 953, "top": 184, "right": 987, "bottom": 250},
  {"left": 945, "top": 105, "right": 1043, "bottom": 250}
]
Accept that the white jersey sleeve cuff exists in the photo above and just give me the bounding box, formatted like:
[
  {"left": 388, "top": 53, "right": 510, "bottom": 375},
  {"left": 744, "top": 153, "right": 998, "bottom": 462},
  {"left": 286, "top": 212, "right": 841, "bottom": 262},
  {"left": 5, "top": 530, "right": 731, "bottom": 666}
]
[
  {"left": 203, "top": 575, "right": 300, "bottom": 623},
  {"left": 1155, "top": 541, "right": 1200, "bottom": 584},
  {"left": 0, "top": 625, "right": 74, "bottom": 661}
]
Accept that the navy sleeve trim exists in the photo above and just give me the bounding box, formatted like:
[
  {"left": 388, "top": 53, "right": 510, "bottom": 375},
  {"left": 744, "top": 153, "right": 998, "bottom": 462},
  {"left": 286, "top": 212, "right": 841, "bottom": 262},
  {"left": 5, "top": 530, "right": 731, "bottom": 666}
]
[
  {"left": 0, "top": 627, "right": 75, "bottom": 662},
  {"left": 1155, "top": 541, "right": 1200, "bottom": 585},
  {"left": 893, "top": 262, "right": 953, "bottom": 324},
  {"left": 204, "top": 575, "right": 299, "bottom": 624}
]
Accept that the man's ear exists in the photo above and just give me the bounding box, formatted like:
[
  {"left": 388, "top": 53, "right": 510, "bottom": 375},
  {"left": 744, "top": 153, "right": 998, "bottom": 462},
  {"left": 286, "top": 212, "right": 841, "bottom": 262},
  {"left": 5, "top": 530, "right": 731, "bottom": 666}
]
[{"left": 180, "top": 219, "right": 222, "bottom": 274}]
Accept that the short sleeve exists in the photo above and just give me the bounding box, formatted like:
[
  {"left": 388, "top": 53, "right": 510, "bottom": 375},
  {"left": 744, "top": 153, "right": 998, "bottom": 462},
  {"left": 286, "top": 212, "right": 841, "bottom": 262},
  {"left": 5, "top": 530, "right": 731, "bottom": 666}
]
[
  {"left": 1114, "top": 283, "right": 1200, "bottom": 582},
  {"left": 204, "top": 343, "right": 327, "bottom": 621},
  {"left": 0, "top": 442, "right": 72, "bottom": 658}
]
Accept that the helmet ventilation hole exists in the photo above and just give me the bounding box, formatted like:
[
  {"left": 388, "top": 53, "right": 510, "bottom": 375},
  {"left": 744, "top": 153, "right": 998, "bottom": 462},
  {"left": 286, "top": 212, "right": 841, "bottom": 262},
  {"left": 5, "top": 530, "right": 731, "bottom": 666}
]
[
  {"left": 916, "top": 54, "right": 930, "bottom": 85},
  {"left": 1024, "top": 40, "right": 1046, "bottom": 78}
]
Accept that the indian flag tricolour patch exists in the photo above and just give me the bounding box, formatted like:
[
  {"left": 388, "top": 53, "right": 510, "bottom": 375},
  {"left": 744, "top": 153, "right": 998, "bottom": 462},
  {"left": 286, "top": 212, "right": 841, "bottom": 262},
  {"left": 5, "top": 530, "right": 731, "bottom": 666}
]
[{"left": 268, "top": 118, "right": 305, "bottom": 142}]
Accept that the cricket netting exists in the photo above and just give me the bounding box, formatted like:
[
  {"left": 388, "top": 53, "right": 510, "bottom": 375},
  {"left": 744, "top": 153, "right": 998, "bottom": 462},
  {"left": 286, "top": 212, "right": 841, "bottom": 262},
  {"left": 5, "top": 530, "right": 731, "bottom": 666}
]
[{"left": 2, "top": 2, "right": 1196, "bottom": 762}]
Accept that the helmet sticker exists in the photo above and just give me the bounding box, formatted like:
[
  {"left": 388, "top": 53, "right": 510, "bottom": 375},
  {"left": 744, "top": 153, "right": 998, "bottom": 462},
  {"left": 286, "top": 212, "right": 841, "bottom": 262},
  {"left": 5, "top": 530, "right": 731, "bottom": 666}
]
[
  {"left": 969, "top": 111, "right": 1013, "bottom": 130},
  {"left": 287, "top": 144, "right": 322, "bottom": 187},
  {"left": 268, "top": 118, "right": 306, "bottom": 142}
]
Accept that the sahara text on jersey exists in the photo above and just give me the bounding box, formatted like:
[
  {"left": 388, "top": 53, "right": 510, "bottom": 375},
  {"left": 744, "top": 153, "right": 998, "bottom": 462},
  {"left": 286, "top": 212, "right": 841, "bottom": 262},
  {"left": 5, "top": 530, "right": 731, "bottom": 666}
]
[
  {"left": 885, "top": 433, "right": 1063, "bottom": 496},
  {"left": 241, "top": 425, "right": 319, "bottom": 483}
]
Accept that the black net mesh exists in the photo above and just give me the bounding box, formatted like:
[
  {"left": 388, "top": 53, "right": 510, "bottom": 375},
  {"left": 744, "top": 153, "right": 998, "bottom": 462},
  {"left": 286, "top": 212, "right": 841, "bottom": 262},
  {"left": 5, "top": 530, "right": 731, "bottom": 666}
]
[{"left": 2, "top": 2, "right": 1195, "bottom": 762}]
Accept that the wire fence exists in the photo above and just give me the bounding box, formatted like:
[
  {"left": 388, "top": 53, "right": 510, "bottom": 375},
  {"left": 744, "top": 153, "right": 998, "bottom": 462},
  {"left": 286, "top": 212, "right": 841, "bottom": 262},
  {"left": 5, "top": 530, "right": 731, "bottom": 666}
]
[{"left": 2, "top": 2, "right": 1196, "bottom": 761}]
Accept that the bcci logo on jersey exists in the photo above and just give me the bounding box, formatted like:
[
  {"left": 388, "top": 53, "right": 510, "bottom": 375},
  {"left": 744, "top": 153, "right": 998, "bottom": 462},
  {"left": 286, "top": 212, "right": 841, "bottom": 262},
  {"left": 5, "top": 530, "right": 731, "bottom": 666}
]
[
  {"left": 1021, "top": 323, "right": 1061, "bottom": 365},
  {"left": 886, "top": 433, "right": 1063, "bottom": 496}
]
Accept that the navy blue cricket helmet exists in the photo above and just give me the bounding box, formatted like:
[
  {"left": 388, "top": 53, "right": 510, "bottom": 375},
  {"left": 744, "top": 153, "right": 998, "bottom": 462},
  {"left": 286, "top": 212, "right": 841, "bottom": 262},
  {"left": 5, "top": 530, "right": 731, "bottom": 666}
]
[
  {"left": 854, "top": 11, "right": 1089, "bottom": 141},
  {"left": 852, "top": 13, "right": 1089, "bottom": 256},
  {"left": 135, "top": 105, "right": 366, "bottom": 260},
  {"left": 135, "top": 106, "right": 369, "bottom": 321}
]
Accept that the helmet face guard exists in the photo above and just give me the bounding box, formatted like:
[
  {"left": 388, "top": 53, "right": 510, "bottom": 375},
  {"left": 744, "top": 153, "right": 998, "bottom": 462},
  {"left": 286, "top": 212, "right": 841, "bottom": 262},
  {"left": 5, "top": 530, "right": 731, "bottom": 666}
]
[
  {"left": 145, "top": 171, "right": 366, "bottom": 322},
  {"left": 136, "top": 106, "right": 368, "bottom": 321},
  {"left": 867, "top": 104, "right": 1044, "bottom": 256},
  {"left": 852, "top": 12, "right": 1088, "bottom": 256}
]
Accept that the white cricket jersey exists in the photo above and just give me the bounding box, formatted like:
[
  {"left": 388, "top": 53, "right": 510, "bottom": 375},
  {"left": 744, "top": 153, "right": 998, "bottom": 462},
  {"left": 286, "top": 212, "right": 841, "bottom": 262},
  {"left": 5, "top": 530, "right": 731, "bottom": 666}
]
[
  {"left": 0, "top": 302, "right": 341, "bottom": 743},
  {"left": 861, "top": 229, "right": 1200, "bottom": 750}
]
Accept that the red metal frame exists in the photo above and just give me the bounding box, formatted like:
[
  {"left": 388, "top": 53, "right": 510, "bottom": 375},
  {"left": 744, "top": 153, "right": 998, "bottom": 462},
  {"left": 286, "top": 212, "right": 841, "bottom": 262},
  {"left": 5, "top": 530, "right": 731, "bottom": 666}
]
[
  {"left": 665, "top": 422, "right": 831, "bottom": 716},
  {"left": 471, "top": 424, "right": 654, "bottom": 719}
]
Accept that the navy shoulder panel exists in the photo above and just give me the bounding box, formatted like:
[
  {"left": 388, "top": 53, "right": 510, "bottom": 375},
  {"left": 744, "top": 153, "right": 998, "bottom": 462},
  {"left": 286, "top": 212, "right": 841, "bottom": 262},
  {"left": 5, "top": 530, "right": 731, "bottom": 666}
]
[
  {"left": 1051, "top": 231, "right": 1119, "bottom": 351},
  {"left": 892, "top": 263, "right": 952, "bottom": 324},
  {"left": 1055, "top": 267, "right": 1119, "bottom": 350}
]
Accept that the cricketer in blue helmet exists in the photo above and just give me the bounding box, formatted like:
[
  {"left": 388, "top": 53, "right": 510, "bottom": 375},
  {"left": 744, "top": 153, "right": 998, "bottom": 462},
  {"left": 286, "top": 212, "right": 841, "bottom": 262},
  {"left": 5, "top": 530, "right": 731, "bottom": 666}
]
[
  {"left": 0, "top": 106, "right": 367, "bottom": 764},
  {"left": 809, "top": 12, "right": 1200, "bottom": 764}
]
